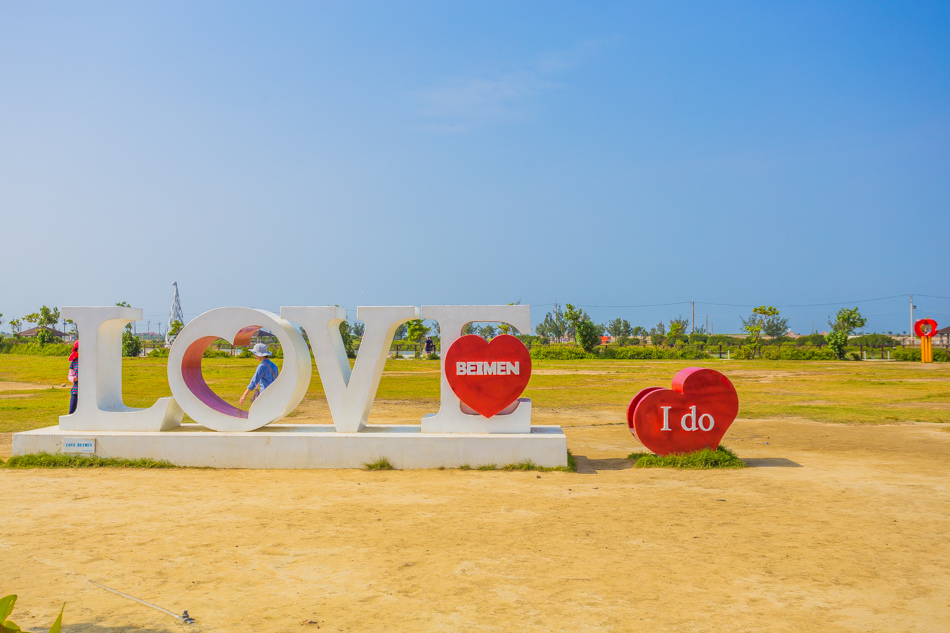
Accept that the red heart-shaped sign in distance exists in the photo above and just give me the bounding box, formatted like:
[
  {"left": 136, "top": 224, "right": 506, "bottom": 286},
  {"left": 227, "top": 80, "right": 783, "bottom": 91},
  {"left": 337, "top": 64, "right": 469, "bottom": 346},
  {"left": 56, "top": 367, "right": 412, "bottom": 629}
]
[
  {"left": 915, "top": 318, "right": 938, "bottom": 338},
  {"left": 626, "top": 367, "right": 738, "bottom": 456},
  {"left": 445, "top": 334, "right": 531, "bottom": 418}
]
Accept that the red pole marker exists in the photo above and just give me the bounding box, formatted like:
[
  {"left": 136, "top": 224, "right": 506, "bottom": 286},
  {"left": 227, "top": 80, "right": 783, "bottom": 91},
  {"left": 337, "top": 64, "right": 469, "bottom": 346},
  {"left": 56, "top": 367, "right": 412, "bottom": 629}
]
[{"left": 914, "top": 319, "right": 938, "bottom": 363}]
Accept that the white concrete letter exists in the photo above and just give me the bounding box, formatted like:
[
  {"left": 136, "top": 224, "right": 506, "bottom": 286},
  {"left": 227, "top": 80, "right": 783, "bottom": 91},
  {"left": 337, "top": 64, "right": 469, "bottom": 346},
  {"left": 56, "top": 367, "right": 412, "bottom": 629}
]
[
  {"left": 282, "top": 305, "right": 418, "bottom": 432},
  {"left": 420, "top": 305, "right": 532, "bottom": 434},
  {"left": 168, "top": 308, "right": 311, "bottom": 432},
  {"left": 59, "top": 306, "right": 184, "bottom": 432},
  {"left": 698, "top": 413, "right": 715, "bottom": 431}
]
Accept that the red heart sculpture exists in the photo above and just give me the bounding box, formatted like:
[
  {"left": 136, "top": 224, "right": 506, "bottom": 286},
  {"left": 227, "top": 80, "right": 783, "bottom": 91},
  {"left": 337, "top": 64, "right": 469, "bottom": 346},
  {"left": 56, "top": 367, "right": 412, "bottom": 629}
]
[
  {"left": 915, "top": 318, "right": 938, "bottom": 338},
  {"left": 445, "top": 334, "right": 531, "bottom": 418},
  {"left": 626, "top": 367, "right": 738, "bottom": 455}
]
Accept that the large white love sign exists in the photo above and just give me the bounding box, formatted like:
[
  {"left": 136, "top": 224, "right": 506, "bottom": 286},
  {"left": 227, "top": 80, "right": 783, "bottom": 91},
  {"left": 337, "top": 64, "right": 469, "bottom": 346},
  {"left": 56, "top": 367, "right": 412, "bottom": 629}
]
[
  {"left": 25, "top": 304, "right": 569, "bottom": 469},
  {"left": 58, "top": 304, "right": 532, "bottom": 434}
]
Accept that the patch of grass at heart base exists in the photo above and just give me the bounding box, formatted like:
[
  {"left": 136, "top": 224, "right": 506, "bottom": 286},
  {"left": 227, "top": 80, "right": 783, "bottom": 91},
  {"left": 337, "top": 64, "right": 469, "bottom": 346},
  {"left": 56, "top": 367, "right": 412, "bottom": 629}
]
[{"left": 628, "top": 445, "right": 744, "bottom": 469}]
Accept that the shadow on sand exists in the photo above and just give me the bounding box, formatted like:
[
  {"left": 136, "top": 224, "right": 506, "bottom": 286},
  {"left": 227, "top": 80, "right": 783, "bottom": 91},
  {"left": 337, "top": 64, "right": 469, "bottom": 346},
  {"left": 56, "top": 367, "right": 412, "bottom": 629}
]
[
  {"left": 573, "top": 455, "right": 803, "bottom": 472},
  {"left": 573, "top": 456, "right": 634, "bottom": 474},
  {"left": 64, "top": 624, "right": 183, "bottom": 633},
  {"left": 742, "top": 457, "right": 802, "bottom": 468}
]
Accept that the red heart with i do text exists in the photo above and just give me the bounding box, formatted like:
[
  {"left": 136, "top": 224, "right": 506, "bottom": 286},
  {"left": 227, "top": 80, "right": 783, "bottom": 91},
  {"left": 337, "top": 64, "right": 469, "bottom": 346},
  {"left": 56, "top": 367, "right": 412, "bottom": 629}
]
[
  {"left": 444, "top": 334, "right": 531, "bottom": 418},
  {"left": 626, "top": 367, "right": 738, "bottom": 455}
]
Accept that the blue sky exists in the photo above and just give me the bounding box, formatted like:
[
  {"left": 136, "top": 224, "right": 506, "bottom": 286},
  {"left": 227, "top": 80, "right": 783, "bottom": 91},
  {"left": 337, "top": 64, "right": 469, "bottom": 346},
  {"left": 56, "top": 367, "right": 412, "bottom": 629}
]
[{"left": 1, "top": 2, "right": 948, "bottom": 335}]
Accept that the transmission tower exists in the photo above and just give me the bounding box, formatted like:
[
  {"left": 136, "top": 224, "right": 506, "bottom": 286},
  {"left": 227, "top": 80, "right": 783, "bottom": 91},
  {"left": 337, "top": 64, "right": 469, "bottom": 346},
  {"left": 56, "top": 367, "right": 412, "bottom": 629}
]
[{"left": 165, "top": 281, "right": 185, "bottom": 347}]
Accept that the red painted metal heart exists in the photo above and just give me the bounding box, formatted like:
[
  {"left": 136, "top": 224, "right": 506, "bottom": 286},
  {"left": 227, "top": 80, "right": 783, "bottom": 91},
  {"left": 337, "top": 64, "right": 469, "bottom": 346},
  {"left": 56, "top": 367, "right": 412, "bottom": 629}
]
[
  {"left": 626, "top": 367, "right": 738, "bottom": 455},
  {"left": 182, "top": 325, "right": 264, "bottom": 419},
  {"left": 915, "top": 318, "right": 938, "bottom": 338},
  {"left": 445, "top": 334, "right": 531, "bottom": 418}
]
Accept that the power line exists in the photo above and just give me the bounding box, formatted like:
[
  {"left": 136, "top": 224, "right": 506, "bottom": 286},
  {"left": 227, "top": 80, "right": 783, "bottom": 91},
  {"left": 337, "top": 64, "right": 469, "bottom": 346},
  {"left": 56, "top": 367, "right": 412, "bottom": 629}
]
[
  {"left": 773, "top": 294, "right": 910, "bottom": 308},
  {"left": 570, "top": 302, "right": 692, "bottom": 309}
]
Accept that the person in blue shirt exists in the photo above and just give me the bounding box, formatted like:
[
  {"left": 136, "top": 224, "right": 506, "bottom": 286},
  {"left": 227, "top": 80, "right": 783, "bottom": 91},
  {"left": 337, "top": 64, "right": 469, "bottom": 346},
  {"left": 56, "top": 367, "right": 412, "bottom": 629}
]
[{"left": 239, "top": 343, "right": 279, "bottom": 405}]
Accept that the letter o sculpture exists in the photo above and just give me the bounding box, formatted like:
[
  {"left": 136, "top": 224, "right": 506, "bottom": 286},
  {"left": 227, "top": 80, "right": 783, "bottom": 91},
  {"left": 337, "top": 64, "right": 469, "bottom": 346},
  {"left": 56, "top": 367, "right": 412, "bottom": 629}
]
[{"left": 168, "top": 308, "right": 312, "bottom": 431}]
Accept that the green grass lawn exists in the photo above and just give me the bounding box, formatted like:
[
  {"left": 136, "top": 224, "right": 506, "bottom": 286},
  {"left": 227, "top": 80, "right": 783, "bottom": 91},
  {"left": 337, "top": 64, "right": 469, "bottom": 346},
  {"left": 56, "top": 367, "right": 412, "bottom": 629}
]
[{"left": 1, "top": 355, "right": 948, "bottom": 433}]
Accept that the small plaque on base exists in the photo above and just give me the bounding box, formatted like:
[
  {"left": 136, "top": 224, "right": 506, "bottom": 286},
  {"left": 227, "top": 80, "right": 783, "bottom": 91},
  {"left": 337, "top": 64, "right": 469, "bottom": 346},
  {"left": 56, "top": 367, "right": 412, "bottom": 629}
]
[{"left": 63, "top": 438, "right": 96, "bottom": 454}]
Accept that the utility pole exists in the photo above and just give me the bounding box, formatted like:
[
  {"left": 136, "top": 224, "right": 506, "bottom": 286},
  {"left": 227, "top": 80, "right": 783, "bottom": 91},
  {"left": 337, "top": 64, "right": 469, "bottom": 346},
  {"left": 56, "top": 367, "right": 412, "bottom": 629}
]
[
  {"left": 691, "top": 301, "right": 695, "bottom": 334},
  {"left": 705, "top": 314, "right": 708, "bottom": 334},
  {"left": 909, "top": 294, "right": 915, "bottom": 338}
]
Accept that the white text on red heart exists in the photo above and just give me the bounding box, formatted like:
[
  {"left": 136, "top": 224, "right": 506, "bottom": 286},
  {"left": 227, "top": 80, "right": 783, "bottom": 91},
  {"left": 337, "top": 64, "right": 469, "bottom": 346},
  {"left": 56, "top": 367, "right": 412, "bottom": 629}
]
[{"left": 660, "top": 405, "right": 716, "bottom": 432}]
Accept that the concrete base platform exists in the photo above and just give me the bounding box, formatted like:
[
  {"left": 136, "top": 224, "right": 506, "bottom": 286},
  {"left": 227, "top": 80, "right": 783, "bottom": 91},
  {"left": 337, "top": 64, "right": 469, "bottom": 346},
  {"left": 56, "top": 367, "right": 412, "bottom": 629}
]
[{"left": 12, "top": 424, "right": 568, "bottom": 469}]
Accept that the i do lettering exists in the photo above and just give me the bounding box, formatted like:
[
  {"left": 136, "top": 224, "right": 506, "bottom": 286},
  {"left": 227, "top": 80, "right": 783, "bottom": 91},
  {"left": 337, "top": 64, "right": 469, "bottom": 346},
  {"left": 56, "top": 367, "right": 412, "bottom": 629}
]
[{"left": 660, "top": 405, "right": 715, "bottom": 432}]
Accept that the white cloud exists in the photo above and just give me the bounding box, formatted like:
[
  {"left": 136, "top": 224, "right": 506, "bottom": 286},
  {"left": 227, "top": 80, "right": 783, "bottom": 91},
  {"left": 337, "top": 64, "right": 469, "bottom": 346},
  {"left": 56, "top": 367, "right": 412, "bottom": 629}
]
[{"left": 416, "top": 38, "right": 618, "bottom": 131}]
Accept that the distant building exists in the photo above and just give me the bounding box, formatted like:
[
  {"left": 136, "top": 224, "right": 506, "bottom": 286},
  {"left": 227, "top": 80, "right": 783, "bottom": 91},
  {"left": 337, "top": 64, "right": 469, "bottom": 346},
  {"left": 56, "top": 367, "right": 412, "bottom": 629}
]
[{"left": 18, "top": 326, "right": 67, "bottom": 339}]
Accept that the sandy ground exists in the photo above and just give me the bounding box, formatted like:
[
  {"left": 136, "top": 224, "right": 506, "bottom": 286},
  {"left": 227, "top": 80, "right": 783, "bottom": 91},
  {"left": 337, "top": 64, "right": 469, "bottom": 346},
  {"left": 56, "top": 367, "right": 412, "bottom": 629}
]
[{"left": 2, "top": 410, "right": 950, "bottom": 633}]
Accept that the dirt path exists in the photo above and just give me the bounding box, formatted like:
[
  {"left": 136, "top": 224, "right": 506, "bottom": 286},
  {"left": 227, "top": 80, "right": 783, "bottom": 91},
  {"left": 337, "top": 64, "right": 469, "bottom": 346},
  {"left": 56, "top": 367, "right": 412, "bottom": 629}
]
[
  {"left": 3, "top": 417, "right": 949, "bottom": 632},
  {"left": 0, "top": 381, "right": 66, "bottom": 391}
]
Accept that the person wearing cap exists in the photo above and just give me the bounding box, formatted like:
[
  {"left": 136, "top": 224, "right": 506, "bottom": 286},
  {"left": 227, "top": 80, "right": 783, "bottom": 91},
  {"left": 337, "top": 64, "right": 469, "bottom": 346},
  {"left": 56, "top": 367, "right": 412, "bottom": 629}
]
[{"left": 239, "top": 343, "right": 279, "bottom": 405}]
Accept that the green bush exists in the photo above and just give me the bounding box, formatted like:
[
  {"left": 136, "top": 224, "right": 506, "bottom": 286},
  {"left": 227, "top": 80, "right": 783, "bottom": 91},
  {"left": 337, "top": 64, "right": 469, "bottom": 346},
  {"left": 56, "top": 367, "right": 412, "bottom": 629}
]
[
  {"left": 514, "top": 334, "right": 544, "bottom": 348},
  {"left": 892, "top": 347, "right": 950, "bottom": 362},
  {"left": 795, "top": 333, "right": 828, "bottom": 347},
  {"left": 826, "top": 331, "right": 849, "bottom": 359},
  {"left": 0, "top": 342, "right": 71, "bottom": 356},
  {"left": 893, "top": 348, "right": 920, "bottom": 361},
  {"left": 148, "top": 347, "right": 170, "bottom": 357},
  {"left": 600, "top": 345, "right": 706, "bottom": 360},
  {"left": 122, "top": 331, "right": 142, "bottom": 357},
  {"left": 761, "top": 346, "right": 835, "bottom": 360},
  {"left": 575, "top": 320, "right": 600, "bottom": 353},
  {"left": 850, "top": 333, "right": 898, "bottom": 347},
  {"left": 530, "top": 344, "right": 593, "bottom": 360}
]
